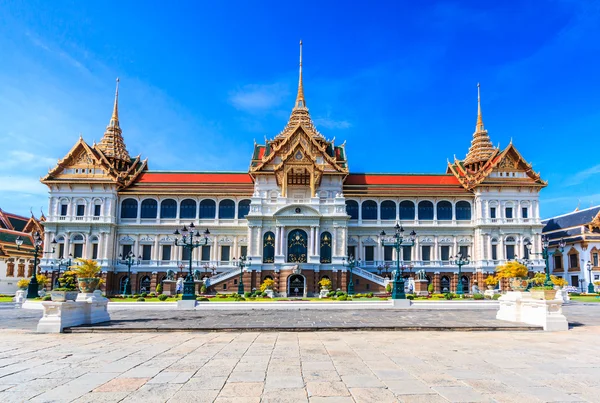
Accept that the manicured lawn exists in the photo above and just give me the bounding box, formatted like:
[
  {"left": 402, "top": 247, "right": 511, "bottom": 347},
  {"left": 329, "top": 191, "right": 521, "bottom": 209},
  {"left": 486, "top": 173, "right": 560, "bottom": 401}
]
[
  {"left": 570, "top": 295, "right": 600, "bottom": 302},
  {"left": 0, "top": 297, "right": 13, "bottom": 302},
  {"left": 108, "top": 297, "right": 179, "bottom": 302}
]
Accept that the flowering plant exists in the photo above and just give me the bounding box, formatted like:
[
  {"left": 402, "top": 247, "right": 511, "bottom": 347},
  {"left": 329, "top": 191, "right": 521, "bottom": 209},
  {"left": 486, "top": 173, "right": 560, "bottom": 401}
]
[{"left": 495, "top": 261, "right": 529, "bottom": 279}]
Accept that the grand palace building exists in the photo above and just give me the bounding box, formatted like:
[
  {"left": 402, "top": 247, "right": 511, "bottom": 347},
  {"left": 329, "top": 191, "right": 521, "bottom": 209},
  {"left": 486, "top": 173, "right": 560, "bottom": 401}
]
[{"left": 39, "top": 44, "right": 548, "bottom": 296}]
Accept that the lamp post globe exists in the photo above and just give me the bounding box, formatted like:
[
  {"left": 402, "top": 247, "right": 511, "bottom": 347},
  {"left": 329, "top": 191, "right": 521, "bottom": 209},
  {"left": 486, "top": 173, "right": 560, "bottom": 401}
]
[
  {"left": 342, "top": 256, "right": 358, "bottom": 296},
  {"left": 451, "top": 252, "right": 470, "bottom": 296}
]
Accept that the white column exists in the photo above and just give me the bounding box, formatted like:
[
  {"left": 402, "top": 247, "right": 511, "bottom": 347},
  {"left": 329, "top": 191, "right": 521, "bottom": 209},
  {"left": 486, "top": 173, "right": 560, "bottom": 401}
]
[
  {"left": 233, "top": 236, "right": 238, "bottom": 259},
  {"left": 315, "top": 226, "right": 320, "bottom": 257}
]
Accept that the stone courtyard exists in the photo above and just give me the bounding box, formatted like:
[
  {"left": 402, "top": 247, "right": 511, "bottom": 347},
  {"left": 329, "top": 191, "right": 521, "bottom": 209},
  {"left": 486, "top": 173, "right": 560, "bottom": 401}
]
[{"left": 1, "top": 303, "right": 600, "bottom": 402}]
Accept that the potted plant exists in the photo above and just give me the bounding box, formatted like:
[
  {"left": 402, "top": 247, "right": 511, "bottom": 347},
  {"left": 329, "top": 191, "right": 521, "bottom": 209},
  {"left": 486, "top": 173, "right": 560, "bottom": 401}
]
[
  {"left": 484, "top": 275, "right": 498, "bottom": 290},
  {"left": 260, "top": 278, "right": 275, "bottom": 298},
  {"left": 17, "top": 279, "right": 29, "bottom": 290},
  {"left": 318, "top": 278, "right": 332, "bottom": 291},
  {"left": 495, "top": 261, "right": 529, "bottom": 291},
  {"left": 527, "top": 273, "right": 555, "bottom": 300},
  {"left": 51, "top": 270, "right": 78, "bottom": 302},
  {"left": 71, "top": 259, "right": 101, "bottom": 293},
  {"left": 36, "top": 274, "right": 49, "bottom": 290}
]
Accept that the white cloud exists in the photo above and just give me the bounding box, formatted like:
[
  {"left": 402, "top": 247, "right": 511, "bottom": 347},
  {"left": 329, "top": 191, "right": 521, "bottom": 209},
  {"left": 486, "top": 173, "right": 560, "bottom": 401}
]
[
  {"left": 229, "top": 83, "right": 289, "bottom": 113},
  {"left": 568, "top": 163, "right": 600, "bottom": 186},
  {"left": 2, "top": 151, "right": 57, "bottom": 170},
  {"left": 313, "top": 116, "right": 352, "bottom": 129}
]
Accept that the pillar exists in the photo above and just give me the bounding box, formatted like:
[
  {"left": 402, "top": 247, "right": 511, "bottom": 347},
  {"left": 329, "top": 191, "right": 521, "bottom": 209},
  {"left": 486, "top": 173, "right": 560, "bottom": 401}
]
[{"left": 434, "top": 272, "right": 440, "bottom": 293}]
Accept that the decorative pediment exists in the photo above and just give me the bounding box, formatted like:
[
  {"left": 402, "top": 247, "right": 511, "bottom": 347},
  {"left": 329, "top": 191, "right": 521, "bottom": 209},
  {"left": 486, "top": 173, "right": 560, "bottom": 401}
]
[
  {"left": 362, "top": 236, "right": 377, "bottom": 246},
  {"left": 273, "top": 205, "right": 320, "bottom": 217},
  {"left": 420, "top": 237, "right": 434, "bottom": 244},
  {"left": 348, "top": 237, "right": 358, "bottom": 246},
  {"left": 218, "top": 236, "right": 233, "bottom": 244},
  {"left": 139, "top": 236, "right": 154, "bottom": 244},
  {"left": 119, "top": 235, "right": 135, "bottom": 244},
  {"left": 458, "top": 237, "right": 471, "bottom": 244},
  {"left": 439, "top": 237, "right": 453, "bottom": 243},
  {"left": 159, "top": 236, "right": 175, "bottom": 244}
]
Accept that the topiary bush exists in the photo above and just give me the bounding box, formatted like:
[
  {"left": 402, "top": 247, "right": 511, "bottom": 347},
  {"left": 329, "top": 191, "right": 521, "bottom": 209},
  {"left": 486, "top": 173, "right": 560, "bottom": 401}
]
[
  {"left": 444, "top": 293, "right": 453, "bottom": 300},
  {"left": 42, "top": 295, "right": 52, "bottom": 301},
  {"left": 367, "top": 292, "right": 373, "bottom": 298},
  {"left": 327, "top": 291, "right": 336, "bottom": 297},
  {"left": 427, "top": 283, "right": 434, "bottom": 293},
  {"left": 337, "top": 295, "right": 348, "bottom": 301},
  {"left": 156, "top": 283, "right": 163, "bottom": 294},
  {"left": 235, "top": 296, "right": 246, "bottom": 302},
  {"left": 473, "top": 293, "right": 484, "bottom": 300},
  {"left": 385, "top": 283, "right": 392, "bottom": 293},
  {"left": 406, "top": 295, "right": 414, "bottom": 300},
  {"left": 141, "top": 293, "right": 148, "bottom": 298},
  {"left": 158, "top": 294, "right": 168, "bottom": 301},
  {"left": 137, "top": 297, "right": 145, "bottom": 302},
  {"left": 336, "top": 291, "right": 346, "bottom": 297},
  {"left": 492, "top": 294, "right": 502, "bottom": 300},
  {"left": 244, "top": 292, "right": 252, "bottom": 298},
  {"left": 261, "top": 292, "right": 267, "bottom": 297}
]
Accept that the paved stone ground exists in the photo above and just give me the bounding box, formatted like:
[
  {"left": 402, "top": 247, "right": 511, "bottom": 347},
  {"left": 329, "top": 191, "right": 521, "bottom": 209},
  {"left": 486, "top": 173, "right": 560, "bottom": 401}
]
[
  {"left": 2, "top": 302, "right": 599, "bottom": 332},
  {"left": 1, "top": 326, "right": 599, "bottom": 402}
]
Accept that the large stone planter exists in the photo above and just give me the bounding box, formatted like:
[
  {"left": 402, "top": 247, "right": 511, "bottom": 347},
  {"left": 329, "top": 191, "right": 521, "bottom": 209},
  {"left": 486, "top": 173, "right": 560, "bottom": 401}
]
[
  {"left": 529, "top": 289, "right": 557, "bottom": 300},
  {"left": 50, "top": 291, "right": 78, "bottom": 302},
  {"left": 509, "top": 277, "right": 528, "bottom": 292},
  {"left": 78, "top": 278, "right": 100, "bottom": 293}
]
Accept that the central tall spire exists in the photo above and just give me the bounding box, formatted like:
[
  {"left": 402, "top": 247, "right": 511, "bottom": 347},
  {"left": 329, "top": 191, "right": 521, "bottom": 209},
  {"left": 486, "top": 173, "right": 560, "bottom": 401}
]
[
  {"left": 96, "top": 78, "right": 131, "bottom": 166},
  {"left": 295, "top": 40, "right": 306, "bottom": 109},
  {"left": 464, "top": 83, "right": 495, "bottom": 169},
  {"left": 109, "top": 78, "right": 120, "bottom": 129}
]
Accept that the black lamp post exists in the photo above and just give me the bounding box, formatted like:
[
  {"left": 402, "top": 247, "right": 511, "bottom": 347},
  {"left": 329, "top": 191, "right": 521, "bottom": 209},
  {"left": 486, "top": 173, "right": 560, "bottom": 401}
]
[
  {"left": 233, "top": 255, "right": 251, "bottom": 295},
  {"left": 15, "top": 231, "right": 45, "bottom": 299},
  {"left": 54, "top": 253, "right": 73, "bottom": 290},
  {"left": 380, "top": 223, "right": 416, "bottom": 299},
  {"left": 118, "top": 251, "right": 141, "bottom": 296},
  {"left": 342, "top": 255, "right": 360, "bottom": 296},
  {"left": 526, "top": 237, "right": 565, "bottom": 287},
  {"left": 174, "top": 224, "right": 210, "bottom": 300},
  {"left": 587, "top": 261, "right": 594, "bottom": 293},
  {"left": 450, "top": 252, "right": 470, "bottom": 296}
]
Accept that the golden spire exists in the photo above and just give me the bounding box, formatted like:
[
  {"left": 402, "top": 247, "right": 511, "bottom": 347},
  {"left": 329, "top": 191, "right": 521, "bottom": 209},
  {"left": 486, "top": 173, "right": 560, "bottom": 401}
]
[
  {"left": 294, "top": 40, "right": 306, "bottom": 109},
  {"left": 109, "top": 78, "right": 120, "bottom": 129},
  {"left": 464, "top": 83, "right": 495, "bottom": 168}
]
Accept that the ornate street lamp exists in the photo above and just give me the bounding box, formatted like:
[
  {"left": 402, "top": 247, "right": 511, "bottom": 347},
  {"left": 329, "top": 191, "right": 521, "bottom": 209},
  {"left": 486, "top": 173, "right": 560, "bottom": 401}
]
[
  {"left": 342, "top": 255, "right": 361, "bottom": 296},
  {"left": 15, "top": 231, "right": 45, "bottom": 299},
  {"left": 526, "top": 237, "right": 566, "bottom": 288},
  {"left": 380, "top": 223, "right": 416, "bottom": 299},
  {"left": 54, "top": 252, "right": 73, "bottom": 290},
  {"left": 174, "top": 224, "right": 210, "bottom": 300},
  {"left": 118, "top": 251, "right": 141, "bottom": 296},
  {"left": 450, "top": 252, "right": 470, "bottom": 296},
  {"left": 586, "top": 261, "right": 594, "bottom": 293},
  {"left": 233, "top": 255, "right": 251, "bottom": 295}
]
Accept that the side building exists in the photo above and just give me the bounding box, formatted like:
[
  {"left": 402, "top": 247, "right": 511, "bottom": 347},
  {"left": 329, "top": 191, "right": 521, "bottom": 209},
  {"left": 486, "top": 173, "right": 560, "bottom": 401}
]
[
  {"left": 39, "top": 47, "right": 547, "bottom": 296},
  {"left": 0, "top": 209, "right": 45, "bottom": 294},
  {"left": 542, "top": 206, "right": 600, "bottom": 291}
]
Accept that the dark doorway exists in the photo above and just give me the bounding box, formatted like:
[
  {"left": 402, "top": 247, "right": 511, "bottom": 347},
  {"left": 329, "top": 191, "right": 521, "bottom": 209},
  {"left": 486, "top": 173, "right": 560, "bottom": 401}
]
[{"left": 288, "top": 274, "right": 305, "bottom": 297}]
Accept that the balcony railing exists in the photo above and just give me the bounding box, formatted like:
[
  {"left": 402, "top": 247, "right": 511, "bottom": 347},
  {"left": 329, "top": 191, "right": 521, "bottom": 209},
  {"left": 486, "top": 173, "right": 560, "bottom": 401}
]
[{"left": 49, "top": 215, "right": 113, "bottom": 223}]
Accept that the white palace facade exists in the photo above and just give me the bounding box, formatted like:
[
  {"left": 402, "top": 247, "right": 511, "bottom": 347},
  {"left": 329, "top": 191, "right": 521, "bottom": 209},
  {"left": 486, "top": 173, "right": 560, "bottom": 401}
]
[{"left": 39, "top": 46, "right": 548, "bottom": 296}]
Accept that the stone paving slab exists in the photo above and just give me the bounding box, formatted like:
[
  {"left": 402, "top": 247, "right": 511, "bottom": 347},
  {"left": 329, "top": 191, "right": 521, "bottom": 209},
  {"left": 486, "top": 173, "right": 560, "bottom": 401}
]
[{"left": 0, "top": 328, "right": 599, "bottom": 402}]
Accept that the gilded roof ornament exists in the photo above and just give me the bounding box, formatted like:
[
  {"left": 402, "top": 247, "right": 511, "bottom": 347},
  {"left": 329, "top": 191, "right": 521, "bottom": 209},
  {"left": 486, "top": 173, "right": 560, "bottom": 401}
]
[
  {"left": 95, "top": 77, "right": 131, "bottom": 165},
  {"left": 464, "top": 83, "right": 496, "bottom": 167}
]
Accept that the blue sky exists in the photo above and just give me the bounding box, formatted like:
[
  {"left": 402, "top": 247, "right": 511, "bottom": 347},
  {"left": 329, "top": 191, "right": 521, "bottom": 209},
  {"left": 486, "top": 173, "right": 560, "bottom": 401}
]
[{"left": 1, "top": 0, "right": 599, "bottom": 219}]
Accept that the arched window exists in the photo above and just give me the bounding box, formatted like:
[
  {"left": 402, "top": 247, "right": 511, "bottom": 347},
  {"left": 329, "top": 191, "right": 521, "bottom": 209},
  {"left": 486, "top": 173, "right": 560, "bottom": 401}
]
[
  {"left": 380, "top": 200, "right": 396, "bottom": 220},
  {"left": 219, "top": 199, "right": 235, "bottom": 219},
  {"left": 238, "top": 199, "right": 251, "bottom": 219},
  {"left": 263, "top": 232, "right": 275, "bottom": 263},
  {"left": 461, "top": 276, "right": 469, "bottom": 293},
  {"left": 160, "top": 199, "right": 177, "bottom": 219},
  {"left": 72, "top": 234, "right": 85, "bottom": 258},
  {"left": 263, "top": 275, "right": 274, "bottom": 281},
  {"left": 199, "top": 199, "right": 216, "bottom": 219},
  {"left": 320, "top": 232, "right": 332, "bottom": 263},
  {"left": 437, "top": 201, "right": 452, "bottom": 220},
  {"left": 362, "top": 200, "right": 377, "bottom": 220},
  {"left": 418, "top": 201, "right": 434, "bottom": 220},
  {"left": 346, "top": 200, "right": 358, "bottom": 219},
  {"left": 140, "top": 199, "right": 157, "bottom": 219},
  {"left": 399, "top": 201, "right": 415, "bottom": 220},
  {"left": 120, "top": 198, "right": 138, "bottom": 218},
  {"left": 139, "top": 276, "right": 151, "bottom": 293},
  {"left": 505, "top": 236, "right": 516, "bottom": 260},
  {"left": 456, "top": 201, "right": 472, "bottom": 220},
  {"left": 440, "top": 276, "right": 450, "bottom": 293},
  {"left": 179, "top": 199, "right": 197, "bottom": 219},
  {"left": 523, "top": 238, "right": 530, "bottom": 259}
]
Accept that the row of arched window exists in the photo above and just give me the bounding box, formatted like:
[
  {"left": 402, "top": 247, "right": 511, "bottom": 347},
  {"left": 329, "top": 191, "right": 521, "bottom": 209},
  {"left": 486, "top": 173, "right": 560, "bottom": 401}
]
[
  {"left": 120, "top": 199, "right": 251, "bottom": 220},
  {"left": 345, "top": 200, "right": 472, "bottom": 221},
  {"left": 262, "top": 230, "right": 332, "bottom": 264}
]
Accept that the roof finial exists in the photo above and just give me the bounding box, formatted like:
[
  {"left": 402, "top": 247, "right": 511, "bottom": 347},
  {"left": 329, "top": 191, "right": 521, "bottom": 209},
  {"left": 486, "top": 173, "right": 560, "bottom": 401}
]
[
  {"left": 476, "top": 83, "right": 484, "bottom": 132},
  {"left": 295, "top": 40, "right": 305, "bottom": 109},
  {"left": 110, "top": 77, "right": 120, "bottom": 128}
]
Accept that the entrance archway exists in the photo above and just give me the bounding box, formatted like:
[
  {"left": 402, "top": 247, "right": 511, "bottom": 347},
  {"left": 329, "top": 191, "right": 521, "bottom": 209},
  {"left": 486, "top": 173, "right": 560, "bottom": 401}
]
[
  {"left": 287, "top": 229, "right": 308, "bottom": 263},
  {"left": 288, "top": 274, "right": 306, "bottom": 297}
]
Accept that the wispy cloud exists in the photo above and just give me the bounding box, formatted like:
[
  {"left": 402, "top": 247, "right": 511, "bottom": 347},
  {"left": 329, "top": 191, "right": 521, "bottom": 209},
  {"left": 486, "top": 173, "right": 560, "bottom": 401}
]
[
  {"left": 4, "top": 151, "right": 57, "bottom": 169},
  {"left": 229, "top": 83, "right": 290, "bottom": 113},
  {"left": 314, "top": 116, "right": 352, "bottom": 130},
  {"left": 567, "top": 163, "right": 600, "bottom": 186}
]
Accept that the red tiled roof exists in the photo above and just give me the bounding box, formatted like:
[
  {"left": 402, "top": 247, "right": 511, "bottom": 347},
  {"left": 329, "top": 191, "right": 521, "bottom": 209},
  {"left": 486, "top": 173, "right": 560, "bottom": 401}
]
[
  {"left": 136, "top": 172, "right": 253, "bottom": 184},
  {"left": 344, "top": 174, "right": 461, "bottom": 186}
]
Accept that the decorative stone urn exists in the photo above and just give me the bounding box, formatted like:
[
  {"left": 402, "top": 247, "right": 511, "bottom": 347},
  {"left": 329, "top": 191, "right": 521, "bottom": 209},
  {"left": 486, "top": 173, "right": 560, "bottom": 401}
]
[
  {"left": 509, "top": 277, "right": 528, "bottom": 292},
  {"left": 50, "top": 291, "right": 78, "bottom": 302},
  {"left": 78, "top": 278, "right": 100, "bottom": 293},
  {"left": 487, "top": 285, "right": 495, "bottom": 290},
  {"left": 529, "top": 289, "right": 557, "bottom": 300}
]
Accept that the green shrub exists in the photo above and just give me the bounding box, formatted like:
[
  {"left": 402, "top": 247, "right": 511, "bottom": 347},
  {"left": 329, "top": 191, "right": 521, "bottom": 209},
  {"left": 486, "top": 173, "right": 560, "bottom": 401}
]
[
  {"left": 148, "top": 293, "right": 156, "bottom": 297},
  {"left": 141, "top": 293, "right": 148, "bottom": 298},
  {"left": 327, "top": 291, "right": 336, "bottom": 297},
  {"left": 219, "top": 294, "right": 228, "bottom": 298},
  {"left": 235, "top": 297, "right": 246, "bottom": 302},
  {"left": 355, "top": 293, "right": 363, "bottom": 298},
  {"left": 367, "top": 292, "right": 373, "bottom": 298},
  {"left": 244, "top": 292, "right": 252, "bottom": 298},
  {"left": 336, "top": 291, "right": 346, "bottom": 297},
  {"left": 427, "top": 283, "right": 434, "bottom": 293},
  {"left": 196, "top": 297, "right": 209, "bottom": 301},
  {"left": 385, "top": 284, "right": 392, "bottom": 293},
  {"left": 261, "top": 292, "right": 267, "bottom": 297},
  {"left": 158, "top": 294, "right": 168, "bottom": 301},
  {"left": 42, "top": 295, "right": 52, "bottom": 301},
  {"left": 406, "top": 295, "right": 414, "bottom": 300},
  {"left": 492, "top": 294, "right": 502, "bottom": 300},
  {"left": 337, "top": 295, "right": 348, "bottom": 301},
  {"left": 137, "top": 297, "right": 145, "bottom": 302},
  {"left": 432, "top": 293, "right": 445, "bottom": 298},
  {"left": 444, "top": 293, "right": 453, "bottom": 300},
  {"left": 473, "top": 293, "right": 484, "bottom": 300},
  {"left": 156, "top": 283, "right": 163, "bottom": 294},
  {"left": 133, "top": 294, "right": 140, "bottom": 298},
  {"left": 200, "top": 284, "right": 207, "bottom": 294},
  {"left": 570, "top": 292, "right": 581, "bottom": 296}
]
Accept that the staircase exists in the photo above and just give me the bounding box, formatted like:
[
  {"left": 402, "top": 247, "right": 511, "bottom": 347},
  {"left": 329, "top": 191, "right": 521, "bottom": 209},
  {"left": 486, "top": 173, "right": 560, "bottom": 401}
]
[
  {"left": 353, "top": 267, "right": 386, "bottom": 286},
  {"left": 205, "top": 269, "right": 239, "bottom": 287}
]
